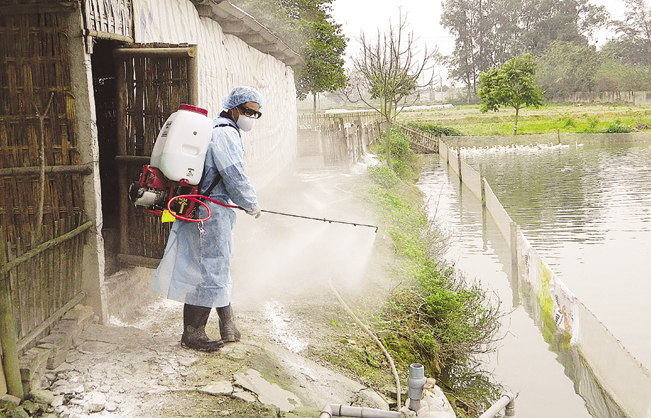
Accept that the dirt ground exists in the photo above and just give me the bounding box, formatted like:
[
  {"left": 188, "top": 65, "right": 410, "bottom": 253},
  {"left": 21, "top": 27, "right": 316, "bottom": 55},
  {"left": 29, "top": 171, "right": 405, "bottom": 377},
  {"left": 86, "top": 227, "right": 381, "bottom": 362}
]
[{"left": 49, "top": 159, "right": 403, "bottom": 417}]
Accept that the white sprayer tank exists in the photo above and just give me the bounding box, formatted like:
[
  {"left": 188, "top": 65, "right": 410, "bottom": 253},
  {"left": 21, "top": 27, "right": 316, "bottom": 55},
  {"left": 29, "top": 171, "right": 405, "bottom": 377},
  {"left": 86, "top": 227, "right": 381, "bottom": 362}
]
[{"left": 150, "top": 104, "right": 213, "bottom": 185}]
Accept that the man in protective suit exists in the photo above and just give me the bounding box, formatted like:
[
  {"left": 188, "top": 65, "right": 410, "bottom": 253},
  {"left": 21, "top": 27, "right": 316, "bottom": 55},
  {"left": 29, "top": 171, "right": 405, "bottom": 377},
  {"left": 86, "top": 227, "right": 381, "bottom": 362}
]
[{"left": 152, "top": 86, "right": 264, "bottom": 351}]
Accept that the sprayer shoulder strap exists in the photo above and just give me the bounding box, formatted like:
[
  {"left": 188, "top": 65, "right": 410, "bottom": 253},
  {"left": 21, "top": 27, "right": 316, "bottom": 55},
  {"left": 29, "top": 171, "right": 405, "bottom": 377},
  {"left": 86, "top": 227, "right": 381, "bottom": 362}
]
[
  {"left": 199, "top": 171, "right": 222, "bottom": 199},
  {"left": 215, "top": 123, "right": 240, "bottom": 137},
  {"left": 197, "top": 123, "right": 237, "bottom": 198}
]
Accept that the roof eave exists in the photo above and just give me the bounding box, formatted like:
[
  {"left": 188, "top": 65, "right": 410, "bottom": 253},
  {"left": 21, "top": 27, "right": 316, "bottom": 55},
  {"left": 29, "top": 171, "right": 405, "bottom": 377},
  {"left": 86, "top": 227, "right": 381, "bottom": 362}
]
[{"left": 191, "top": 0, "right": 303, "bottom": 69}]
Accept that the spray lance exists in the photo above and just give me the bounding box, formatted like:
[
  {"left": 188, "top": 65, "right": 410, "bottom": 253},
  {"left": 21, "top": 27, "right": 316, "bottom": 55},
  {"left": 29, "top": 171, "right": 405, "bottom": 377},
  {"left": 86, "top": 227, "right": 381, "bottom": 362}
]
[{"left": 167, "top": 194, "right": 379, "bottom": 233}]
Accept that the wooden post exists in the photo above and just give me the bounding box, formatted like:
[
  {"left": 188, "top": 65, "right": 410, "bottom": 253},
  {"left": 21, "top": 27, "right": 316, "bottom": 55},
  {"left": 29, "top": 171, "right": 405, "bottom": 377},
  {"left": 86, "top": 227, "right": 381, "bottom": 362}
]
[
  {"left": 116, "top": 56, "right": 129, "bottom": 256},
  {"left": 0, "top": 237, "right": 24, "bottom": 399},
  {"left": 0, "top": 289, "right": 22, "bottom": 399},
  {"left": 0, "top": 356, "right": 6, "bottom": 396},
  {"left": 188, "top": 46, "right": 198, "bottom": 106},
  {"left": 338, "top": 117, "right": 346, "bottom": 164}
]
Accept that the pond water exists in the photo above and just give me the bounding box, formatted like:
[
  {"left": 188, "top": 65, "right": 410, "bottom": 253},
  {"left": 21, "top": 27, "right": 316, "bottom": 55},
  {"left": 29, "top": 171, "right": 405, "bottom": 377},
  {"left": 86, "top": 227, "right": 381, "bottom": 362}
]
[{"left": 418, "top": 138, "right": 651, "bottom": 418}]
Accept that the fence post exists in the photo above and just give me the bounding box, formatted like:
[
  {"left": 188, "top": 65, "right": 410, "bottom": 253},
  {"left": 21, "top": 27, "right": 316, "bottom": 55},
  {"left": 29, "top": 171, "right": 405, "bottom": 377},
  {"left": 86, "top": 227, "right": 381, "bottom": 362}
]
[
  {"left": 510, "top": 221, "right": 519, "bottom": 281},
  {"left": 508, "top": 220, "right": 521, "bottom": 308},
  {"left": 0, "top": 237, "right": 24, "bottom": 399},
  {"left": 457, "top": 148, "right": 463, "bottom": 182},
  {"left": 480, "top": 163, "right": 486, "bottom": 207}
]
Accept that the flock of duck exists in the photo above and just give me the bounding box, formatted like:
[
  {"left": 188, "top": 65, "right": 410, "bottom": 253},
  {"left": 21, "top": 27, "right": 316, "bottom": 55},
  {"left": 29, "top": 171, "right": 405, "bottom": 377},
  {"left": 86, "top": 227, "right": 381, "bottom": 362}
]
[{"left": 458, "top": 142, "right": 582, "bottom": 156}]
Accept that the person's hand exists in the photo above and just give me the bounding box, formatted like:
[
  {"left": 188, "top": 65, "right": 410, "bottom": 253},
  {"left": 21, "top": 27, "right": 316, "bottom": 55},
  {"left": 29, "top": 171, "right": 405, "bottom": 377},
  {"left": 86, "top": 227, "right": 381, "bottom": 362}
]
[{"left": 246, "top": 205, "right": 261, "bottom": 219}]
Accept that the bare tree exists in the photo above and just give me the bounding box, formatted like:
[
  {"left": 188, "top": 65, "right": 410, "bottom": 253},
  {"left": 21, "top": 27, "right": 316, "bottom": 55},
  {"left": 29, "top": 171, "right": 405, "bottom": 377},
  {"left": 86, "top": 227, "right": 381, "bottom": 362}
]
[{"left": 349, "top": 10, "right": 438, "bottom": 167}]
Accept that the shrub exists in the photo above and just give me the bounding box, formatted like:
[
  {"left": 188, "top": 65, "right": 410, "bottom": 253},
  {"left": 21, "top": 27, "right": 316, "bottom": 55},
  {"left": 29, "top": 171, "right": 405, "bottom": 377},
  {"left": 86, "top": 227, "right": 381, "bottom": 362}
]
[
  {"left": 560, "top": 116, "right": 575, "bottom": 127},
  {"left": 604, "top": 121, "right": 632, "bottom": 133},
  {"left": 408, "top": 122, "right": 463, "bottom": 137},
  {"left": 371, "top": 127, "right": 419, "bottom": 181},
  {"left": 367, "top": 165, "right": 400, "bottom": 188},
  {"left": 588, "top": 117, "right": 599, "bottom": 129}
]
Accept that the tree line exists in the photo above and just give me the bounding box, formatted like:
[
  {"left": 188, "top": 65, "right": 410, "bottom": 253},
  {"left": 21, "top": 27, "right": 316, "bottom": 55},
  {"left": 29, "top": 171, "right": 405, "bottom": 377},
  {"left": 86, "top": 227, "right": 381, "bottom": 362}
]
[
  {"left": 442, "top": 0, "right": 651, "bottom": 102},
  {"left": 231, "top": 0, "right": 651, "bottom": 115}
]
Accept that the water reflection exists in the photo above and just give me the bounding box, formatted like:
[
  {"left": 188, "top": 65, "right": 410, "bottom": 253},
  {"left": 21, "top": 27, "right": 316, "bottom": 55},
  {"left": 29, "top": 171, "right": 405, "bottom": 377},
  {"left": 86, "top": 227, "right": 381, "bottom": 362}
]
[
  {"left": 417, "top": 148, "right": 645, "bottom": 418},
  {"left": 462, "top": 140, "right": 651, "bottom": 370}
]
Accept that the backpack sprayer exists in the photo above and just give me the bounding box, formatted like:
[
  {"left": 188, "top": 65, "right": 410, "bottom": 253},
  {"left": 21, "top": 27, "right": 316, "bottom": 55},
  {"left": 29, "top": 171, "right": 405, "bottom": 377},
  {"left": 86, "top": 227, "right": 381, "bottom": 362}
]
[{"left": 128, "top": 104, "right": 378, "bottom": 233}]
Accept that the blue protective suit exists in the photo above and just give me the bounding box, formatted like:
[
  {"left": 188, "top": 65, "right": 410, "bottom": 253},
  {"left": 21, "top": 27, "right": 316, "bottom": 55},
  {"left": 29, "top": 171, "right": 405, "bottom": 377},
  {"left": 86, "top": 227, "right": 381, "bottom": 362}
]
[{"left": 151, "top": 115, "right": 258, "bottom": 308}]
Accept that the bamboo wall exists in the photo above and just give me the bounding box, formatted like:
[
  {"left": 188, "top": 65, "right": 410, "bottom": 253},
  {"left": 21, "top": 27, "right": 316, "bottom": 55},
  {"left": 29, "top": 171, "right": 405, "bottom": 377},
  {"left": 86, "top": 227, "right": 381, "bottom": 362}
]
[
  {"left": 297, "top": 110, "right": 383, "bottom": 131},
  {"left": 397, "top": 124, "right": 439, "bottom": 153},
  {"left": 568, "top": 90, "right": 651, "bottom": 106},
  {"left": 0, "top": 218, "right": 88, "bottom": 348},
  {"left": 0, "top": 6, "right": 91, "bottom": 398},
  {"left": 0, "top": 11, "right": 84, "bottom": 241}
]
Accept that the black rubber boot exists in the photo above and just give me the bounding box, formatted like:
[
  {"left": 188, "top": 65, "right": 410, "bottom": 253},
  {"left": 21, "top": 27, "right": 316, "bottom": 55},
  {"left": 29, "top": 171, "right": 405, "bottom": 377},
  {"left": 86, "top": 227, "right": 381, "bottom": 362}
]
[
  {"left": 216, "top": 303, "right": 241, "bottom": 343},
  {"left": 181, "top": 304, "right": 224, "bottom": 351}
]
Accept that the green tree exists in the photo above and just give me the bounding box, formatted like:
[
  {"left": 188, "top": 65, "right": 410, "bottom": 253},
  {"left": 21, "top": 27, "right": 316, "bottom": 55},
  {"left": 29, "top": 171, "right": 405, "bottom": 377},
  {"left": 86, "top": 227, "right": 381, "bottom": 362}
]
[
  {"left": 517, "top": 0, "right": 608, "bottom": 54},
  {"left": 231, "top": 0, "right": 347, "bottom": 110},
  {"left": 441, "top": 0, "right": 503, "bottom": 103},
  {"left": 294, "top": 13, "right": 347, "bottom": 112},
  {"left": 441, "top": 0, "right": 608, "bottom": 98},
  {"left": 478, "top": 54, "right": 544, "bottom": 135},
  {"left": 536, "top": 41, "right": 600, "bottom": 100},
  {"left": 350, "top": 11, "right": 437, "bottom": 167},
  {"left": 602, "top": 0, "right": 651, "bottom": 66},
  {"left": 592, "top": 60, "right": 651, "bottom": 92}
]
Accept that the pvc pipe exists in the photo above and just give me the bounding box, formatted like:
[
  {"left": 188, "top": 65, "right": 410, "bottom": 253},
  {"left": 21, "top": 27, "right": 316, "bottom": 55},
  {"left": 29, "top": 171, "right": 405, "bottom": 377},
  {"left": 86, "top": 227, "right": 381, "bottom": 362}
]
[
  {"left": 319, "top": 404, "right": 402, "bottom": 418},
  {"left": 407, "top": 363, "right": 427, "bottom": 411},
  {"left": 478, "top": 393, "right": 516, "bottom": 418}
]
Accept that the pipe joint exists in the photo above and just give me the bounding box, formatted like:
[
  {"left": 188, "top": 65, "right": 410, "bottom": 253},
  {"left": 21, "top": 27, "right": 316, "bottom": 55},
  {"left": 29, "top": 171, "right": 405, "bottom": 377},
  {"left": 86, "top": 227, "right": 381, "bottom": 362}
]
[{"left": 407, "top": 363, "right": 427, "bottom": 411}]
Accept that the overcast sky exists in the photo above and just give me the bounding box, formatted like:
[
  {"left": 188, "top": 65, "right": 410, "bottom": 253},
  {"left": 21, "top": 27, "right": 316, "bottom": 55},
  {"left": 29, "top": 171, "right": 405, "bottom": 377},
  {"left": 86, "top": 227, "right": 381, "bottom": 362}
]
[{"left": 330, "top": 0, "right": 627, "bottom": 81}]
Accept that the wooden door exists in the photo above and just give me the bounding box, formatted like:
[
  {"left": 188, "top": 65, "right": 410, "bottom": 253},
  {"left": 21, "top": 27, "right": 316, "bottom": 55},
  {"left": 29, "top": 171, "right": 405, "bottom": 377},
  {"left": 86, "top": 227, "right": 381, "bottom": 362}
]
[{"left": 114, "top": 45, "right": 197, "bottom": 267}]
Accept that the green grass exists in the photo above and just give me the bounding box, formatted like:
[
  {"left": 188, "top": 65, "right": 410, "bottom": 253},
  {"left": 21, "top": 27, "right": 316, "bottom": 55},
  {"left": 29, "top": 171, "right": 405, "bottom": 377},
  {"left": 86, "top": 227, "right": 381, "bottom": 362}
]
[
  {"left": 362, "top": 127, "right": 503, "bottom": 417},
  {"left": 398, "top": 103, "right": 651, "bottom": 136}
]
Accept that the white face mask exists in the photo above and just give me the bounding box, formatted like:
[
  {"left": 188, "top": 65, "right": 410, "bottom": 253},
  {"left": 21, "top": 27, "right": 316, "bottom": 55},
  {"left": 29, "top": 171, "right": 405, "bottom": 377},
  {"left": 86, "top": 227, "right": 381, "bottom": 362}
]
[{"left": 236, "top": 115, "right": 256, "bottom": 132}]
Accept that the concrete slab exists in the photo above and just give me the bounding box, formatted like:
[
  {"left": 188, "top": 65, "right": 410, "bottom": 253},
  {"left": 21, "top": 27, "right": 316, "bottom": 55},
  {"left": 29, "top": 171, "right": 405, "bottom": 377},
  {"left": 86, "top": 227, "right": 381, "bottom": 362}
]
[
  {"left": 234, "top": 368, "right": 302, "bottom": 412},
  {"left": 199, "top": 380, "right": 233, "bottom": 396}
]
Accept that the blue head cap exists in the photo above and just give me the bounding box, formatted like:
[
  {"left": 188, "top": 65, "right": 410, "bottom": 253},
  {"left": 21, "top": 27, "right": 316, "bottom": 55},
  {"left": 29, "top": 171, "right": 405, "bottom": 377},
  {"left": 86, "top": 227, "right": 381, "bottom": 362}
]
[{"left": 222, "top": 86, "right": 265, "bottom": 111}]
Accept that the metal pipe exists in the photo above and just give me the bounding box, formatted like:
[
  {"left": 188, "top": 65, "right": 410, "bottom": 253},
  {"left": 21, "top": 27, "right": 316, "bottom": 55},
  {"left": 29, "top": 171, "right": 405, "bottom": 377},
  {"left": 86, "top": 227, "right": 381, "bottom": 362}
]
[
  {"left": 261, "top": 209, "right": 379, "bottom": 232},
  {"left": 478, "top": 393, "right": 517, "bottom": 418},
  {"left": 318, "top": 404, "right": 401, "bottom": 418}
]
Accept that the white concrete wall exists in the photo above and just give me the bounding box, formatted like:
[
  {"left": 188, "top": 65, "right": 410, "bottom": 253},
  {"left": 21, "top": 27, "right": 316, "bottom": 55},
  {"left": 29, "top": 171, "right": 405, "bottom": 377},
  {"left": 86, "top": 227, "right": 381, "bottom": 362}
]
[
  {"left": 568, "top": 91, "right": 651, "bottom": 106},
  {"left": 132, "top": 0, "right": 297, "bottom": 190}
]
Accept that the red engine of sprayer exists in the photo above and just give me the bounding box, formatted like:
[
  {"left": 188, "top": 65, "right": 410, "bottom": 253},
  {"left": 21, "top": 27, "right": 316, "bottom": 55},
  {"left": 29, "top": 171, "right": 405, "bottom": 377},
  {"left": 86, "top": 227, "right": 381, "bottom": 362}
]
[{"left": 128, "top": 165, "right": 199, "bottom": 217}]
